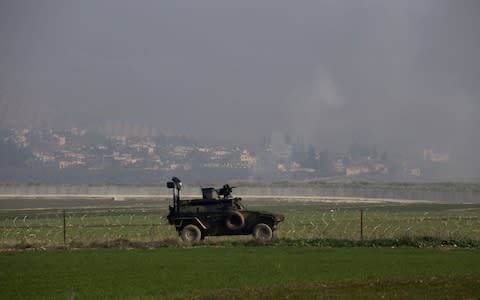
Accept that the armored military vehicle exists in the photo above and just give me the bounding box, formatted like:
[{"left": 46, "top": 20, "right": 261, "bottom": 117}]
[{"left": 166, "top": 177, "right": 284, "bottom": 243}]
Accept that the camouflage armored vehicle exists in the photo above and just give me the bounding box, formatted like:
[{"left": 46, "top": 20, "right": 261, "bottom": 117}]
[{"left": 166, "top": 177, "right": 284, "bottom": 243}]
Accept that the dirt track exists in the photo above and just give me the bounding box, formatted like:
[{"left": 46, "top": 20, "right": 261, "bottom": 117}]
[{"left": 0, "top": 194, "right": 434, "bottom": 210}]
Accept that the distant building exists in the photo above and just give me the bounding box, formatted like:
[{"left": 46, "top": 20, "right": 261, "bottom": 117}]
[
  {"left": 59, "top": 160, "right": 85, "bottom": 169},
  {"left": 212, "top": 150, "right": 229, "bottom": 159},
  {"left": 147, "top": 146, "right": 156, "bottom": 156},
  {"left": 374, "top": 163, "right": 389, "bottom": 175},
  {"left": 239, "top": 150, "right": 256, "bottom": 168},
  {"left": 424, "top": 149, "right": 449, "bottom": 162},
  {"left": 110, "top": 136, "right": 127, "bottom": 146},
  {"left": 277, "top": 164, "right": 287, "bottom": 172},
  {"left": 334, "top": 159, "right": 345, "bottom": 172},
  {"left": 70, "top": 127, "right": 87, "bottom": 136},
  {"left": 346, "top": 165, "right": 370, "bottom": 176},
  {"left": 173, "top": 146, "right": 193, "bottom": 158},
  {"left": 33, "top": 152, "right": 55, "bottom": 163},
  {"left": 169, "top": 163, "right": 191, "bottom": 171},
  {"left": 58, "top": 136, "right": 66, "bottom": 146},
  {"left": 290, "top": 162, "right": 315, "bottom": 173},
  {"left": 410, "top": 168, "right": 422, "bottom": 177}
]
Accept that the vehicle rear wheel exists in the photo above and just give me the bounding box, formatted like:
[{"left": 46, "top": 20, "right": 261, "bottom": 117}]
[
  {"left": 181, "top": 224, "right": 202, "bottom": 243},
  {"left": 225, "top": 211, "right": 245, "bottom": 230},
  {"left": 252, "top": 223, "right": 273, "bottom": 241}
]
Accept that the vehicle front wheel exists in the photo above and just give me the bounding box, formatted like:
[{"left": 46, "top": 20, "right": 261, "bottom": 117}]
[
  {"left": 181, "top": 224, "right": 202, "bottom": 244},
  {"left": 252, "top": 223, "right": 273, "bottom": 241}
]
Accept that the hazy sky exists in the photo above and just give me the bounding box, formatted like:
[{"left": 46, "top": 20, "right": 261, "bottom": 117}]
[{"left": 1, "top": 1, "right": 479, "bottom": 161}]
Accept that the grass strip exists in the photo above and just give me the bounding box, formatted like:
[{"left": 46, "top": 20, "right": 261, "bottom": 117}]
[{"left": 3, "top": 236, "right": 480, "bottom": 250}]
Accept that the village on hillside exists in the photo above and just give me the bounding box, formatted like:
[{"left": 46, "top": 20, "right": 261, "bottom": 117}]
[{"left": 1, "top": 127, "right": 451, "bottom": 183}]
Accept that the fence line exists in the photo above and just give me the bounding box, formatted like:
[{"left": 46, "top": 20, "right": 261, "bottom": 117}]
[{"left": 1, "top": 205, "right": 480, "bottom": 247}]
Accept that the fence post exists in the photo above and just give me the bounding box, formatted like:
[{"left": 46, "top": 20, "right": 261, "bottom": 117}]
[
  {"left": 63, "top": 209, "right": 66, "bottom": 247},
  {"left": 360, "top": 208, "right": 364, "bottom": 241}
]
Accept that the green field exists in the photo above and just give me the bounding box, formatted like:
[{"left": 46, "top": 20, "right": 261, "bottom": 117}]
[
  {"left": 1, "top": 247, "right": 479, "bottom": 299},
  {"left": 1, "top": 201, "right": 480, "bottom": 247},
  {"left": 2, "top": 201, "right": 480, "bottom": 299}
]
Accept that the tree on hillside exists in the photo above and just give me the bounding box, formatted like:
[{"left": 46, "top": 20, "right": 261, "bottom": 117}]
[
  {"left": 0, "top": 140, "right": 32, "bottom": 168},
  {"left": 349, "top": 142, "right": 372, "bottom": 161},
  {"left": 318, "top": 149, "right": 331, "bottom": 174},
  {"left": 305, "top": 144, "right": 318, "bottom": 170}
]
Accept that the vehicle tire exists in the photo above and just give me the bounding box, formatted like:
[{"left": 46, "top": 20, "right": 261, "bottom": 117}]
[
  {"left": 252, "top": 223, "right": 273, "bottom": 241},
  {"left": 180, "top": 224, "right": 202, "bottom": 243},
  {"left": 225, "top": 211, "right": 245, "bottom": 230}
]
